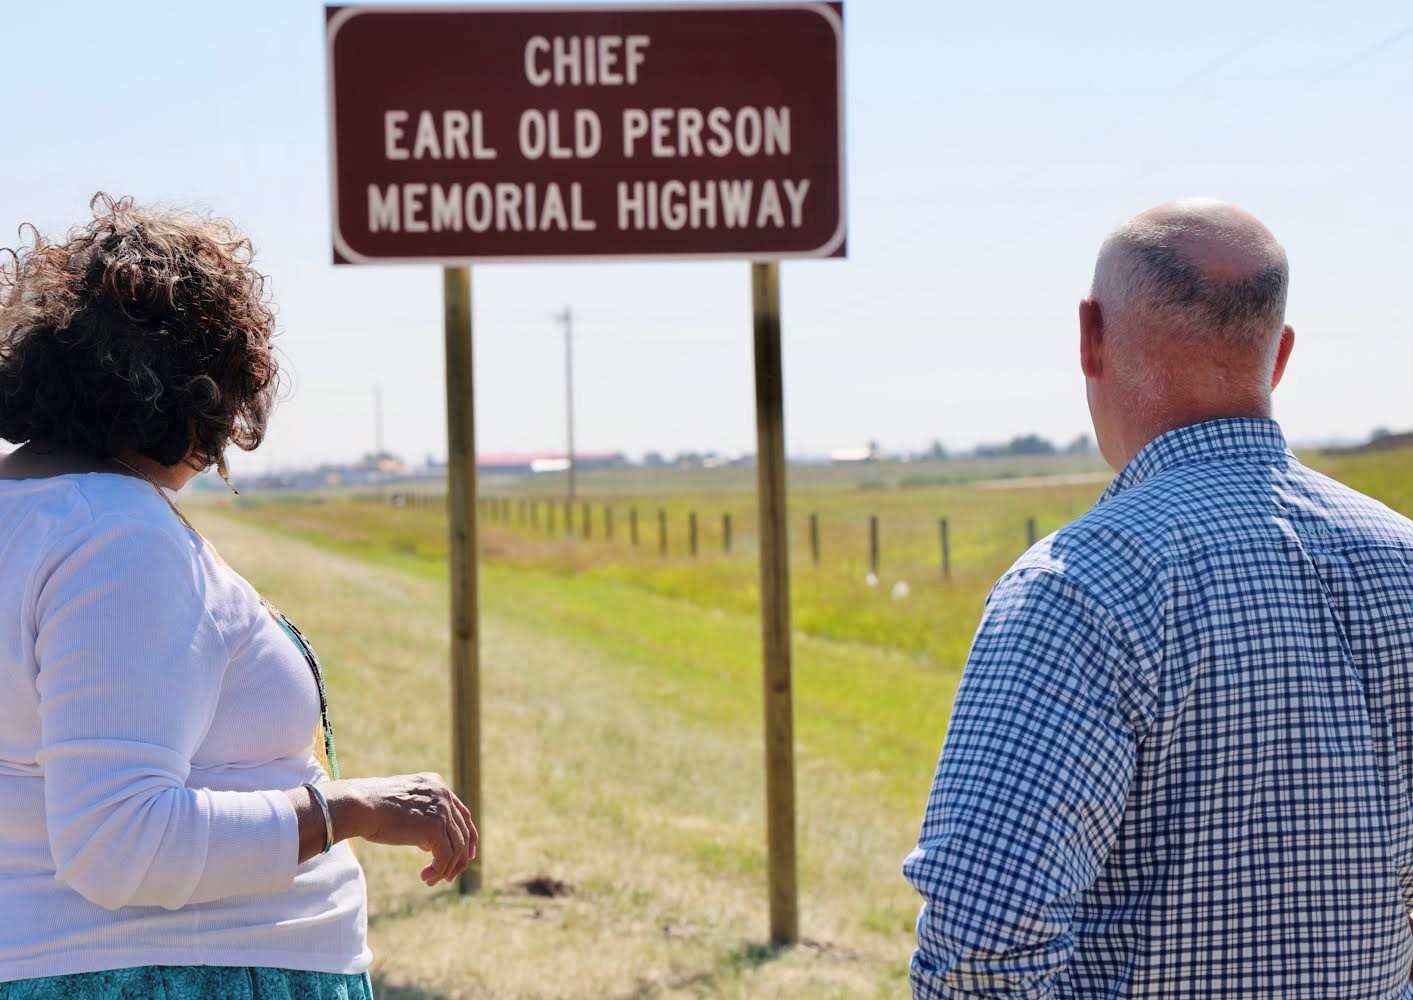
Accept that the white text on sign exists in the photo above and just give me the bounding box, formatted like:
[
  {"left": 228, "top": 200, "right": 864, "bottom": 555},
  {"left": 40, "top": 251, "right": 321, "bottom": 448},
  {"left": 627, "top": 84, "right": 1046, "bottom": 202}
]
[{"left": 365, "top": 34, "right": 816, "bottom": 238}]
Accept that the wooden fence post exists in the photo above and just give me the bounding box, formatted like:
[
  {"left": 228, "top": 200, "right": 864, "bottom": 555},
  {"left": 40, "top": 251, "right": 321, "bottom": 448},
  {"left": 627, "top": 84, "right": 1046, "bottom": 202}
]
[
  {"left": 723, "top": 512, "right": 733, "bottom": 554},
  {"left": 939, "top": 517, "right": 951, "bottom": 580},
  {"left": 689, "top": 510, "right": 699, "bottom": 557},
  {"left": 631, "top": 507, "right": 640, "bottom": 547},
  {"left": 869, "top": 515, "right": 879, "bottom": 575},
  {"left": 1027, "top": 516, "right": 1037, "bottom": 547},
  {"left": 582, "top": 501, "right": 591, "bottom": 540},
  {"left": 809, "top": 512, "right": 820, "bottom": 567},
  {"left": 659, "top": 508, "right": 668, "bottom": 555}
]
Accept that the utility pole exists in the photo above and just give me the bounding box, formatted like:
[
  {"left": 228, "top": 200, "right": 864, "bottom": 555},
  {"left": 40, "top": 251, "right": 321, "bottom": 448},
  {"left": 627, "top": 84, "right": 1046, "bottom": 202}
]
[
  {"left": 373, "top": 384, "right": 384, "bottom": 457},
  {"left": 373, "top": 383, "right": 385, "bottom": 495},
  {"left": 555, "top": 306, "right": 577, "bottom": 506}
]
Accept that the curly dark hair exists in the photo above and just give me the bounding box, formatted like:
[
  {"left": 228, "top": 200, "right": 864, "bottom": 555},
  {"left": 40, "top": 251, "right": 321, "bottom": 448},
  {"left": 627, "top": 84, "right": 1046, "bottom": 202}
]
[{"left": 0, "top": 193, "right": 280, "bottom": 468}]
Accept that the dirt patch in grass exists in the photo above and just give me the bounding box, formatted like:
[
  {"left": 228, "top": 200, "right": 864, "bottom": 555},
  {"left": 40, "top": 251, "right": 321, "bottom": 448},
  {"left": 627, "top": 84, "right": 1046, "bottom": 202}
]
[{"left": 513, "top": 875, "right": 575, "bottom": 898}]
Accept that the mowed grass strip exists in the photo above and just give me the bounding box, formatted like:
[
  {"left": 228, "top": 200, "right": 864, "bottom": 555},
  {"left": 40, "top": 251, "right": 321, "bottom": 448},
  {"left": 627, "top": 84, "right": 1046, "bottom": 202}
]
[
  {"left": 194, "top": 447, "right": 1412, "bottom": 998},
  {"left": 242, "top": 447, "right": 1413, "bottom": 673},
  {"left": 198, "top": 511, "right": 951, "bottom": 999},
  {"left": 224, "top": 475, "right": 1096, "bottom": 670}
]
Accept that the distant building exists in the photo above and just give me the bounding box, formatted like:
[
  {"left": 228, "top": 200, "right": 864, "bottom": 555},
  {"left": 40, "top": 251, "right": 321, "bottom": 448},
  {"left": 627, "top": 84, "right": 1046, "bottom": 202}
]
[
  {"left": 476, "top": 452, "right": 628, "bottom": 476},
  {"left": 830, "top": 445, "right": 878, "bottom": 464},
  {"left": 369, "top": 456, "right": 407, "bottom": 476}
]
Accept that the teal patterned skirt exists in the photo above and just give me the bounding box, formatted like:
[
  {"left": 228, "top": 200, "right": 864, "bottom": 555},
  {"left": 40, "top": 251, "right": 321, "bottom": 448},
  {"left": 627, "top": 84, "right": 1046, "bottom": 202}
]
[{"left": 0, "top": 966, "right": 372, "bottom": 999}]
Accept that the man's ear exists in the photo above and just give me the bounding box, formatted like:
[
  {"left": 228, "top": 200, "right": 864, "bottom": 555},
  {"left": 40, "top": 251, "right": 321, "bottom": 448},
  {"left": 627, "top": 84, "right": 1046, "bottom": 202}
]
[
  {"left": 1271, "top": 324, "right": 1295, "bottom": 389},
  {"left": 1079, "top": 298, "right": 1103, "bottom": 378}
]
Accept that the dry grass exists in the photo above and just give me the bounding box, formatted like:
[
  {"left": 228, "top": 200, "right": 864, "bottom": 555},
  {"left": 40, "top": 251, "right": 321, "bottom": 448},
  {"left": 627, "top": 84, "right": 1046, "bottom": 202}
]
[
  {"left": 199, "top": 513, "right": 920, "bottom": 999},
  {"left": 193, "top": 446, "right": 1413, "bottom": 998}
]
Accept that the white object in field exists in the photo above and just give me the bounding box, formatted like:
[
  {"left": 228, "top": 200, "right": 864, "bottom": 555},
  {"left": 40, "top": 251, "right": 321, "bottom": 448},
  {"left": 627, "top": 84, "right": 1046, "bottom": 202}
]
[
  {"left": 891, "top": 580, "right": 911, "bottom": 601},
  {"left": 865, "top": 572, "right": 879, "bottom": 588}
]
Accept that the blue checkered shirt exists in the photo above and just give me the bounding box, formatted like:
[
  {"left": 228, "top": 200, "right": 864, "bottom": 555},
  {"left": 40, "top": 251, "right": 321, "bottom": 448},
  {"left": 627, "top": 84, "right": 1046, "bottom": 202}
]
[{"left": 905, "top": 418, "right": 1413, "bottom": 998}]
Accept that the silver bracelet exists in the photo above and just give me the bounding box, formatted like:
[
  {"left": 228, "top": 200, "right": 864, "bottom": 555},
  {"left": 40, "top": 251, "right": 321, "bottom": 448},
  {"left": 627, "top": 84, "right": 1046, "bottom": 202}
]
[{"left": 303, "top": 782, "right": 335, "bottom": 855}]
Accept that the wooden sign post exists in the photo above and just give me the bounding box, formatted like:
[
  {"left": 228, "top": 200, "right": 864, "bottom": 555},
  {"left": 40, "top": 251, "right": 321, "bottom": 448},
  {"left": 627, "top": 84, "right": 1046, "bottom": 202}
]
[
  {"left": 752, "top": 260, "right": 797, "bottom": 942},
  {"left": 441, "top": 266, "right": 483, "bottom": 893},
  {"left": 326, "top": 2, "right": 844, "bottom": 933}
]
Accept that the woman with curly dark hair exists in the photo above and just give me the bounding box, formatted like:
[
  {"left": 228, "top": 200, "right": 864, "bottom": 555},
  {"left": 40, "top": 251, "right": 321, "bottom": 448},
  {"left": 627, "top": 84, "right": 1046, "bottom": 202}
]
[{"left": 0, "top": 196, "right": 474, "bottom": 1000}]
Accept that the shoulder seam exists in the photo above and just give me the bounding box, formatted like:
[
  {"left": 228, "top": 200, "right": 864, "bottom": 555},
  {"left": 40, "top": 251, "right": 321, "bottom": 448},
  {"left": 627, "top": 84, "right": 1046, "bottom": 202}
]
[
  {"left": 36, "top": 504, "right": 233, "bottom": 668},
  {"left": 998, "top": 564, "right": 1158, "bottom": 740},
  {"left": 26, "top": 482, "right": 99, "bottom": 615},
  {"left": 998, "top": 564, "right": 1139, "bottom": 662}
]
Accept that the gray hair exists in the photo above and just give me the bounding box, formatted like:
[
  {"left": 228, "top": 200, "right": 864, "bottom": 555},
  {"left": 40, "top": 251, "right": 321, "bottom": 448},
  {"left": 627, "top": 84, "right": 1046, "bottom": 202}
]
[{"left": 1092, "top": 217, "right": 1289, "bottom": 397}]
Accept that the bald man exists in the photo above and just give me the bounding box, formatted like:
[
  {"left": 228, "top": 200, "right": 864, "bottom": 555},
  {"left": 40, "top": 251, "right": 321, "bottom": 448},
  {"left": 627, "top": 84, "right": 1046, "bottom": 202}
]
[{"left": 904, "top": 199, "right": 1413, "bottom": 997}]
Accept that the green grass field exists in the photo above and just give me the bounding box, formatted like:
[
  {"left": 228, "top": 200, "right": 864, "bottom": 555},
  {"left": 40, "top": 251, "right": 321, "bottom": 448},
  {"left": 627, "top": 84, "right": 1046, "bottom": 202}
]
[
  {"left": 196, "top": 446, "right": 1413, "bottom": 999},
  {"left": 243, "top": 461, "right": 1110, "bottom": 672}
]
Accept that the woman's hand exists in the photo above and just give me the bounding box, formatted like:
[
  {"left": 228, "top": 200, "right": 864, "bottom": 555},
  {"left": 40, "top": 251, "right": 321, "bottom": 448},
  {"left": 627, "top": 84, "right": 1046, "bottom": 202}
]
[
  {"left": 290, "top": 773, "right": 476, "bottom": 886},
  {"left": 347, "top": 773, "right": 477, "bottom": 886}
]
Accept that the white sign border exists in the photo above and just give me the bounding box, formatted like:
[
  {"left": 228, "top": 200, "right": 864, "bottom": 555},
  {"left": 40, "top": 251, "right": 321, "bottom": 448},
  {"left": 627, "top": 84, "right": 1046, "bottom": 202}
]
[{"left": 326, "top": 2, "right": 847, "bottom": 265}]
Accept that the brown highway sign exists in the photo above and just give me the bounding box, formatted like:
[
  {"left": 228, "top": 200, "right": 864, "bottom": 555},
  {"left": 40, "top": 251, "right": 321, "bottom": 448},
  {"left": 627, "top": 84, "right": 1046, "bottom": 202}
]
[{"left": 326, "top": 3, "right": 845, "bottom": 264}]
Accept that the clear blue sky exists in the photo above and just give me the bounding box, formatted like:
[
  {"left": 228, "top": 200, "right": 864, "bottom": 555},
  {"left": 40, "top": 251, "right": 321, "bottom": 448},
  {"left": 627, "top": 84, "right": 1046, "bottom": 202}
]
[{"left": 3, "top": 0, "right": 1409, "bottom": 473}]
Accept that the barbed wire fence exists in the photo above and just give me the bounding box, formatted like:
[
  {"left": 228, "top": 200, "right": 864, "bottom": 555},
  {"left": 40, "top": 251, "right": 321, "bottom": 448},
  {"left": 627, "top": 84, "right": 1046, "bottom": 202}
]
[{"left": 359, "top": 491, "right": 1053, "bottom": 580}]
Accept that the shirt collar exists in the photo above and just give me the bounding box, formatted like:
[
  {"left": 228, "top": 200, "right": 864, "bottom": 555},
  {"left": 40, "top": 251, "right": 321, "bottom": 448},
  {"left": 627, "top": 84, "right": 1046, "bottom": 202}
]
[{"left": 1100, "top": 417, "right": 1289, "bottom": 502}]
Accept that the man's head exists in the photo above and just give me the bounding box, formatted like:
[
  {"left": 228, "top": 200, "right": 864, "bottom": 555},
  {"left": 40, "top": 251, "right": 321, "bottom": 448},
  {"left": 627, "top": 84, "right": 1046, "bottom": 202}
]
[{"left": 1080, "top": 198, "right": 1295, "bottom": 470}]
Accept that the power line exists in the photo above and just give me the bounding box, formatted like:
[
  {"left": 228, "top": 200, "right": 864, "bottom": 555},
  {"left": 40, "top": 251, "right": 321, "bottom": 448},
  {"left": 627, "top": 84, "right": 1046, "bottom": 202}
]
[
  {"left": 797, "top": 7, "right": 1327, "bottom": 319},
  {"left": 554, "top": 306, "right": 577, "bottom": 505},
  {"left": 1331, "top": 21, "right": 1413, "bottom": 72}
]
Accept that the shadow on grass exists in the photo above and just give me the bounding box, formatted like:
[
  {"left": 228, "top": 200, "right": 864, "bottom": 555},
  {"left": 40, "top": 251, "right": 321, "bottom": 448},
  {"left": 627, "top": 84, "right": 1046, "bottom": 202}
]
[
  {"left": 731, "top": 940, "right": 789, "bottom": 968},
  {"left": 372, "top": 938, "right": 858, "bottom": 1000},
  {"left": 371, "top": 977, "right": 452, "bottom": 1000},
  {"left": 600, "top": 939, "right": 797, "bottom": 1000}
]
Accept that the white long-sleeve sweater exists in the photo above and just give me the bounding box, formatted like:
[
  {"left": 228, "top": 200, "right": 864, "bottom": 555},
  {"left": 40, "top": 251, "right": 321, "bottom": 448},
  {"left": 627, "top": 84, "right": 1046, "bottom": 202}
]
[{"left": 0, "top": 472, "right": 369, "bottom": 981}]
